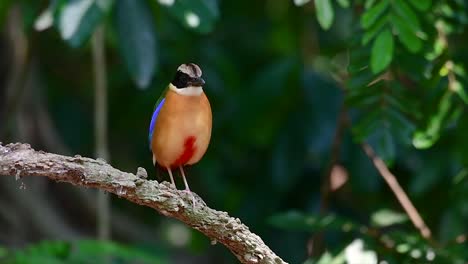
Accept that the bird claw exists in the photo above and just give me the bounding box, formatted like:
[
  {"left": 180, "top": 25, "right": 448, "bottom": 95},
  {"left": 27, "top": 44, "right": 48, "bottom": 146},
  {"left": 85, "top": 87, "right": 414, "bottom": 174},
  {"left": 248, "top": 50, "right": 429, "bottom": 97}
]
[{"left": 183, "top": 189, "right": 196, "bottom": 208}]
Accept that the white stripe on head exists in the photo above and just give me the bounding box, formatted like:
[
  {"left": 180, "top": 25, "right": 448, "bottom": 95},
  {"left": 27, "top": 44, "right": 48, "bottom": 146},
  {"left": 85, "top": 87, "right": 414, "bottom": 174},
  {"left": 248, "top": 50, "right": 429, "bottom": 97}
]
[{"left": 177, "top": 63, "right": 202, "bottom": 78}]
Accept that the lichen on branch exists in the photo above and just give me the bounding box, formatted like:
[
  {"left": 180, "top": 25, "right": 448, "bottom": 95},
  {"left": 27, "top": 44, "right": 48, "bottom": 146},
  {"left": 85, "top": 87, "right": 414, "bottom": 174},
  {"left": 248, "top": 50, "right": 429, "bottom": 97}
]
[{"left": 0, "top": 142, "right": 286, "bottom": 264}]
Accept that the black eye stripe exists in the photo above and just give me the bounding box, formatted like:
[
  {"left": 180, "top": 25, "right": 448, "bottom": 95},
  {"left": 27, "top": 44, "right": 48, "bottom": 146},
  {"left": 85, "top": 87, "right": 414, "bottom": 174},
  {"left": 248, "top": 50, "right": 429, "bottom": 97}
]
[{"left": 171, "top": 71, "right": 191, "bottom": 88}]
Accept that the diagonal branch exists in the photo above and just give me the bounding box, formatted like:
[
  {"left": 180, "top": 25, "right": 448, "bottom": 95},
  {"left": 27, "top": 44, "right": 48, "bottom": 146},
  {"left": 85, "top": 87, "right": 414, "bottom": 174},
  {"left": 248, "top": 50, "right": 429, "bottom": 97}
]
[
  {"left": 362, "top": 143, "right": 432, "bottom": 240},
  {"left": 0, "top": 143, "right": 286, "bottom": 264}
]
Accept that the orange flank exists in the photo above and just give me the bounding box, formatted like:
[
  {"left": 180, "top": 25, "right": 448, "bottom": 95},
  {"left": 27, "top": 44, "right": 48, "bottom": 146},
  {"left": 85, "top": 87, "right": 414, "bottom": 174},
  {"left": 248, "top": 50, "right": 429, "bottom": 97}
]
[{"left": 173, "top": 136, "right": 197, "bottom": 167}]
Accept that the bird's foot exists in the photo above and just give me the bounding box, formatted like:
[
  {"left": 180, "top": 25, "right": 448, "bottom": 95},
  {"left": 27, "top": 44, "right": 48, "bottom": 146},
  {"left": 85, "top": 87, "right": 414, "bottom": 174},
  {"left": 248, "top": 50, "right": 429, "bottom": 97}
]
[{"left": 183, "top": 189, "right": 196, "bottom": 208}]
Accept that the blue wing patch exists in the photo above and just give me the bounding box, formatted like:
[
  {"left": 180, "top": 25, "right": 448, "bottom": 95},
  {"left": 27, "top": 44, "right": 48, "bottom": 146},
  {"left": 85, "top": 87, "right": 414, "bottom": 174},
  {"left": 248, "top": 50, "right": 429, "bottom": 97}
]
[{"left": 148, "top": 98, "right": 166, "bottom": 146}]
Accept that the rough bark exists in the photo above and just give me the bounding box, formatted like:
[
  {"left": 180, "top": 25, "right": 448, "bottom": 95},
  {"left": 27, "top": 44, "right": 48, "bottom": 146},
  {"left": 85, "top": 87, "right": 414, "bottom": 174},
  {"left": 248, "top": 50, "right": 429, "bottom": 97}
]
[{"left": 0, "top": 142, "right": 286, "bottom": 264}]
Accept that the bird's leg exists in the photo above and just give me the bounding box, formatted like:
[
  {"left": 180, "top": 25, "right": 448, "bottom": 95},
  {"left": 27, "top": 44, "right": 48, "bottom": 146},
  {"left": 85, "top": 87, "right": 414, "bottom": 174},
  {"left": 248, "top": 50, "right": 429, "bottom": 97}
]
[
  {"left": 166, "top": 167, "right": 176, "bottom": 188},
  {"left": 179, "top": 166, "right": 196, "bottom": 207},
  {"left": 180, "top": 166, "right": 190, "bottom": 191}
]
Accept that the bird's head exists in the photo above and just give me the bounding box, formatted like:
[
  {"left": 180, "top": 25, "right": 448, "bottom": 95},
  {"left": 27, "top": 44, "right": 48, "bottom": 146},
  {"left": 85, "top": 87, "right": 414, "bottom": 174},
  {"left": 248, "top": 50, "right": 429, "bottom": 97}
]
[{"left": 171, "top": 63, "right": 205, "bottom": 88}]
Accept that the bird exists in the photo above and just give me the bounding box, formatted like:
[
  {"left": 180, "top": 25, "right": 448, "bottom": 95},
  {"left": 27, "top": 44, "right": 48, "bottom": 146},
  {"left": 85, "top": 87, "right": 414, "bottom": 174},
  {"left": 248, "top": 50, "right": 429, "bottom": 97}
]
[{"left": 148, "top": 63, "right": 212, "bottom": 205}]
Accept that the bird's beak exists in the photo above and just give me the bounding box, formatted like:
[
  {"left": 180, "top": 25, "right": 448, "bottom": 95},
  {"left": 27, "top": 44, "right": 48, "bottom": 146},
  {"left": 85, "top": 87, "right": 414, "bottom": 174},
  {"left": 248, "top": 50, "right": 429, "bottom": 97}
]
[{"left": 189, "top": 77, "right": 205, "bottom": 87}]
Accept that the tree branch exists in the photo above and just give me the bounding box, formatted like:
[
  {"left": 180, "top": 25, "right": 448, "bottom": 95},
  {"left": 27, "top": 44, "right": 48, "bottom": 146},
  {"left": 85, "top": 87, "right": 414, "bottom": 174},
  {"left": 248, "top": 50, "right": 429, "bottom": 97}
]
[
  {"left": 362, "top": 143, "right": 432, "bottom": 240},
  {"left": 0, "top": 143, "right": 286, "bottom": 264}
]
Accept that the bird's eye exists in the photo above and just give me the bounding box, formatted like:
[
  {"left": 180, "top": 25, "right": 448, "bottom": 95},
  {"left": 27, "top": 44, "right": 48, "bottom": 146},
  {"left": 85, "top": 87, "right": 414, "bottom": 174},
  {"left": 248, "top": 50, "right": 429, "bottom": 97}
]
[
  {"left": 172, "top": 71, "right": 191, "bottom": 88},
  {"left": 180, "top": 75, "right": 189, "bottom": 86}
]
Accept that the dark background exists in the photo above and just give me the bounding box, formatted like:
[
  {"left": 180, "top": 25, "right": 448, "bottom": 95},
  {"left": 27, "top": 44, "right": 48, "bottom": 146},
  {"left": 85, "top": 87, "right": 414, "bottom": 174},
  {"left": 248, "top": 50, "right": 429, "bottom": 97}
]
[{"left": 0, "top": 0, "right": 467, "bottom": 263}]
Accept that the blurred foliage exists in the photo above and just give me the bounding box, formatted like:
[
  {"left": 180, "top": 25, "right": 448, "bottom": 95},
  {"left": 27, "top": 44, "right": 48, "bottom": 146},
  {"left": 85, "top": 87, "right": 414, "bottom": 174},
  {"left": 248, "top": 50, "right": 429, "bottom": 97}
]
[
  {"left": 0, "top": 240, "right": 166, "bottom": 264},
  {"left": 1, "top": 0, "right": 468, "bottom": 263}
]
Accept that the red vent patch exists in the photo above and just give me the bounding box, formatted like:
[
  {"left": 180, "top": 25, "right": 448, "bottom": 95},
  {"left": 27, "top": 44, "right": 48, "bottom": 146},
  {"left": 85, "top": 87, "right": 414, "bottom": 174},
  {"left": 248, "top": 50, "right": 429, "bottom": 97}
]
[{"left": 172, "top": 136, "right": 196, "bottom": 167}]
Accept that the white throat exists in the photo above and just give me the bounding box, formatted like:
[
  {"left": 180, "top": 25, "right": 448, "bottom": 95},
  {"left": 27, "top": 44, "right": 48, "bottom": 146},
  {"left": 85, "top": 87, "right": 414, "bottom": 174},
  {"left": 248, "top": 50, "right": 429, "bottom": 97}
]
[{"left": 169, "top": 83, "right": 203, "bottom": 96}]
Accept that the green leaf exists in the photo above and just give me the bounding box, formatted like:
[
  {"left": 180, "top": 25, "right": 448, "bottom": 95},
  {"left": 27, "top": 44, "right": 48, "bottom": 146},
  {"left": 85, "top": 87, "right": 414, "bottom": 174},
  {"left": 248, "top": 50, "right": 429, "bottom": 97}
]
[
  {"left": 114, "top": 0, "right": 157, "bottom": 89},
  {"left": 0, "top": 0, "right": 11, "bottom": 27},
  {"left": 14, "top": 255, "right": 65, "bottom": 264},
  {"left": 34, "top": 4, "right": 54, "bottom": 31},
  {"left": 371, "top": 29, "right": 394, "bottom": 73},
  {"left": 352, "top": 109, "right": 382, "bottom": 141},
  {"left": 347, "top": 47, "right": 371, "bottom": 75},
  {"left": 57, "top": 0, "right": 109, "bottom": 47},
  {"left": 452, "top": 80, "right": 468, "bottom": 104},
  {"left": 392, "top": 0, "right": 421, "bottom": 32},
  {"left": 371, "top": 209, "right": 408, "bottom": 227},
  {"left": 362, "top": 14, "right": 388, "bottom": 45},
  {"left": 96, "top": 0, "right": 113, "bottom": 11},
  {"left": 314, "top": 0, "right": 334, "bottom": 30},
  {"left": 360, "top": 0, "right": 389, "bottom": 29},
  {"left": 386, "top": 107, "right": 415, "bottom": 143},
  {"left": 346, "top": 89, "right": 380, "bottom": 107},
  {"left": 412, "top": 131, "right": 438, "bottom": 149},
  {"left": 392, "top": 14, "right": 422, "bottom": 53},
  {"left": 346, "top": 80, "right": 382, "bottom": 106},
  {"left": 0, "top": 247, "right": 7, "bottom": 258},
  {"left": 384, "top": 94, "right": 411, "bottom": 115},
  {"left": 346, "top": 69, "right": 376, "bottom": 90},
  {"left": 439, "top": 209, "right": 466, "bottom": 243},
  {"left": 413, "top": 91, "right": 453, "bottom": 149},
  {"left": 409, "top": 0, "right": 431, "bottom": 11},
  {"left": 453, "top": 63, "right": 466, "bottom": 76},
  {"left": 293, "top": 0, "right": 311, "bottom": 7},
  {"left": 75, "top": 240, "right": 165, "bottom": 262},
  {"left": 316, "top": 250, "right": 346, "bottom": 264},
  {"left": 11, "top": 240, "right": 167, "bottom": 263},
  {"left": 375, "top": 127, "right": 396, "bottom": 164},
  {"left": 14, "top": 241, "right": 72, "bottom": 262},
  {"left": 336, "top": 0, "right": 350, "bottom": 8},
  {"left": 160, "top": 0, "right": 219, "bottom": 34},
  {"left": 453, "top": 169, "right": 468, "bottom": 185},
  {"left": 268, "top": 211, "right": 359, "bottom": 233},
  {"left": 426, "top": 28, "right": 447, "bottom": 60},
  {"left": 426, "top": 91, "right": 452, "bottom": 135},
  {"left": 365, "top": 0, "right": 376, "bottom": 9},
  {"left": 409, "top": 159, "right": 442, "bottom": 196},
  {"left": 317, "top": 253, "right": 334, "bottom": 264}
]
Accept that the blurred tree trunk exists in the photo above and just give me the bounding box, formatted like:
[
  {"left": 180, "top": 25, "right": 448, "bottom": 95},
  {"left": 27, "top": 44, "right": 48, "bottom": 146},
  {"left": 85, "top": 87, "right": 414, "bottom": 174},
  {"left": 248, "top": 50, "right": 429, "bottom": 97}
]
[{"left": 92, "top": 25, "right": 111, "bottom": 241}]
